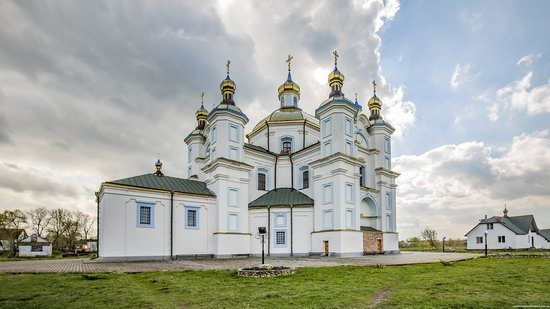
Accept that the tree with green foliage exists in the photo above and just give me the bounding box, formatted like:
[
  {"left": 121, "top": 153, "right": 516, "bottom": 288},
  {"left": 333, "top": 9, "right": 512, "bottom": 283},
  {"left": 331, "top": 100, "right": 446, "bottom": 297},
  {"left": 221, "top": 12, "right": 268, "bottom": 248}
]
[
  {"left": 421, "top": 227, "right": 438, "bottom": 249},
  {"left": 0, "top": 210, "right": 28, "bottom": 256}
]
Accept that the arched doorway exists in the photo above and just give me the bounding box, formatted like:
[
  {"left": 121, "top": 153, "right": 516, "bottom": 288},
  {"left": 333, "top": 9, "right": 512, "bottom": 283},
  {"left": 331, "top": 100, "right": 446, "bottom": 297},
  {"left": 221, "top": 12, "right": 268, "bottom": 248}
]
[{"left": 360, "top": 196, "right": 379, "bottom": 230}]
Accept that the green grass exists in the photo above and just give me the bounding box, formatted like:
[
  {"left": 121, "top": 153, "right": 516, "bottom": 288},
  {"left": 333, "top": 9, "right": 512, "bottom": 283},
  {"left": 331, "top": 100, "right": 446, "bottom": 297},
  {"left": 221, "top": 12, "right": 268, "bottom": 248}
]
[{"left": 1, "top": 258, "right": 549, "bottom": 308}]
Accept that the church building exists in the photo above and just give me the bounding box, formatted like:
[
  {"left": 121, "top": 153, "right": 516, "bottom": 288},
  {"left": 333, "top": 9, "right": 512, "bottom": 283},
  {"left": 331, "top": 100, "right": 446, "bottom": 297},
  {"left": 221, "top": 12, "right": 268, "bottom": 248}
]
[{"left": 97, "top": 52, "right": 400, "bottom": 260}]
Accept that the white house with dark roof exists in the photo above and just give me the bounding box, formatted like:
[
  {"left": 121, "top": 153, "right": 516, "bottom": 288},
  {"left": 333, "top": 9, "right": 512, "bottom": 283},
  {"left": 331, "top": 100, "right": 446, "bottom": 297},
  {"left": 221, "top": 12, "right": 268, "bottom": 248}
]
[
  {"left": 466, "top": 207, "right": 550, "bottom": 250},
  {"left": 97, "top": 53, "right": 400, "bottom": 260}
]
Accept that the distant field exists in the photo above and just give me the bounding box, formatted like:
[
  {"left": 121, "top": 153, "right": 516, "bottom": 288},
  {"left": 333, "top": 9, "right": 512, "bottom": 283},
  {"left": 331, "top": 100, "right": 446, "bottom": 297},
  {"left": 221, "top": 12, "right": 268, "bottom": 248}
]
[{"left": 1, "top": 258, "right": 549, "bottom": 308}]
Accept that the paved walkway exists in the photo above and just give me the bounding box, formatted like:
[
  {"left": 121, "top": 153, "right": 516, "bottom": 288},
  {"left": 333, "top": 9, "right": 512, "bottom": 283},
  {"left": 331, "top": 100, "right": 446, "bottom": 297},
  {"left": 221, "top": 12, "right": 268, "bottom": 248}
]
[{"left": 0, "top": 252, "right": 480, "bottom": 274}]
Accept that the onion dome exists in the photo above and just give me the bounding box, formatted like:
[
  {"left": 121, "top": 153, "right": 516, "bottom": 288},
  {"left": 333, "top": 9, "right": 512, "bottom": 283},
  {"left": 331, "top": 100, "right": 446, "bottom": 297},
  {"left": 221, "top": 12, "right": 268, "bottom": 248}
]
[
  {"left": 328, "top": 51, "right": 345, "bottom": 97},
  {"left": 368, "top": 80, "right": 383, "bottom": 121},
  {"left": 195, "top": 92, "right": 208, "bottom": 131},
  {"left": 220, "top": 60, "right": 236, "bottom": 105},
  {"left": 154, "top": 159, "right": 164, "bottom": 177},
  {"left": 278, "top": 54, "right": 301, "bottom": 103},
  {"left": 503, "top": 204, "right": 509, "bottom": 217}
]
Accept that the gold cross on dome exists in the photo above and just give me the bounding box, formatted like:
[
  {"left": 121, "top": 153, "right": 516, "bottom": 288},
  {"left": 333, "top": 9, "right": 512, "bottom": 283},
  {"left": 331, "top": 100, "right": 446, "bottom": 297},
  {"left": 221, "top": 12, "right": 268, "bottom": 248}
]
[
  {"left": 286, "top": 54, "right": 293, "bottom": 71},
  {"left": 333, "top": 50, "right": 339, "bottom": 66},
  {"left": 201, "top": 92, "right": 204, "bottom": 105},
  {"left": 226, "top": 60, "right": 231, "bottom": 75},
  {"left": 372, "top": 80, "right": 377, "bottom": 92}
]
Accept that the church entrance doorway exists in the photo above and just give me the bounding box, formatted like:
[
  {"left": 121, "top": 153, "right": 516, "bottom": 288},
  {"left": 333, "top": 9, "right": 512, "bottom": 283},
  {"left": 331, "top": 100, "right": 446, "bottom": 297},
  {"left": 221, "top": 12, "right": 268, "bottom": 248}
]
[
  {"left": 323, "top": 241, "right": 329, "bottom": 256},
  {"left": 376, "top": 239, "right": 382, "bottom": 253}
]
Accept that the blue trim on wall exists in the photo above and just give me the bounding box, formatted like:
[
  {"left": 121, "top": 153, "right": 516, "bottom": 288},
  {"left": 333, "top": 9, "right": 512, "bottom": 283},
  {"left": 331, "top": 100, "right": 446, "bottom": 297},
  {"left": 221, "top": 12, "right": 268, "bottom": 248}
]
[
  {"left": 136, "top": 201, "right": 155, "bottom": 228},
  {"left": 273, "top": 229, "right": 288, "bottom": 248},
  {"left": 228, "top": 123, "right": 240, "bottom": 143},
  {"left": 257, "top": 167, "right": 271, "bottom": 191},
  {"left": 345, "top": 182, "right": 355, "bottom": 204},
  {"left": 227, "top": 212, "right": 240, "bottom": 232},
  {"left": 228, "top": 187, "right": 240, "bottom": 207},
  {"left": 273, "top": 212, "right": 287, "bottom": 228},
  {"left": 322, "top": 209, "right": 334, "bottom": 229},
  {"left": 322, "top": 183, "right": 333, "bottom": 204},
  {"left": 386, "top": 192, "right": 392, "bottom": 210},
  {"left": 279, "top": 135, "right": 294, "bottom": 153},
  {"left": 345, "top": 208, "right": 356, "bottom": 229},
  {"left": 185, "top": 206, "right": 200, "bottom": 230}
]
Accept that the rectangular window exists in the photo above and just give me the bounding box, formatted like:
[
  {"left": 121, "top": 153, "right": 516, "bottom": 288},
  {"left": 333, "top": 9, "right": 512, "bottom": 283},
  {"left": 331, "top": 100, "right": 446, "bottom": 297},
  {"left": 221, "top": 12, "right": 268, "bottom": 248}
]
[
  {"left": 228, "top": 188, "right": 239, "bottom": 207},
  {"left": 487, "top": 223, "right": 494, "bottom": 230},
  {"left": 386, "top": 214, "right": 393, "bottom": 232},
  {"left": 476, "top": 237, "right": 483, "bottom": 244},
  {"left": 345, "top": 208, "right": 355, "bottom": 229},
  {"left": 257, "top": 172, "right": 266, "bottom": 191},
  {"left": 384, "top": 137, "right": 391, "bottom": 154},
  {"left": 229, "top": 125, "right": 239, "bottom": 142},
  {"left": 275, "top": 230, "right": 287, "bottom": 246},
  {"left": 323, "top": 183, "right": 333, "bottom": 204},
  {"left": 137, "top": 203, "right": 154, "bottom": 228},
  {"left": 211, "top": 127, "right": 217, "bottom": 144},
  {"left": 323, "top": 209, "right": 334, "bottom": 229},
  {"left": 345, "top": 118, "right": 353, "bottom": 137},
  {"left": 323, "top": 140, "right": 332, "bottom": 156},
  {"left": 348, "top": 141, "right": 353, "bottom": 155},
  {"left": 228, "top": 213, "right": 239, "bottom": 232},
  {"left": 185, "top": 207, "right": 200, "bottom": 229},
  {"left": 31, "top": 246, "right": 42, "bottom": 252},
  {"left": 360, "top": 166, "right": 367, "bottom": 187},
  {"left": 386, "top": 193, "right": 392, "bottom": 210},
  {"left": 229, "top": 146, "right": 239, "bottom": 160},
  {"left": 323, "top": 118, "right": 332, "bottom": 138},
  {"left": 498, "top": 236, "right": 506, "bottom": 243},
  {"left": 345, "top": 183, "right": 354, "bottom": 203},
  {"left": 302, "top": 170, "right": 309, "bottom": 189},
  {"left": 274, "top": 213, "right": 287, "bottom": 228},
  {"left": 385, "top": 157, "right": 391, "bottom": 170}
]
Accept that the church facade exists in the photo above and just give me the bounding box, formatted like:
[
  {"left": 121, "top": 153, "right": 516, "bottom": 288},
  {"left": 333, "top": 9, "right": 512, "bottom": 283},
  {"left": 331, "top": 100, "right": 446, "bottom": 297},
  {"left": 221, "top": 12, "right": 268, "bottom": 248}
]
[{"left": 97, "top": 53, "right": 400, "bottom": 260}]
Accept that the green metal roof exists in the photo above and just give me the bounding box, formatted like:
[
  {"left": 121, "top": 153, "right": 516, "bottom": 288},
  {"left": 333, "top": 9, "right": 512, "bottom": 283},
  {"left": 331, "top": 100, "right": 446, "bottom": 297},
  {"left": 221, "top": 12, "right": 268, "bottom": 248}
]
[
  {"left": 360, "top": 226, "right": 382, "bottom": 232},
  {"left": 539, "top": 229, "right": 550, "bottom": 242},
  {"left": 104, "top": 174, "right": 216, "bottom": 197},
  {"left": 244, "top": 143, "right": 276, "bottom": 155},
  {"left": 480, "top": 215, "right": 538, "bottom": 235},
  {"left": 249, "top": 188, "right": 313, "bottom": 208}
]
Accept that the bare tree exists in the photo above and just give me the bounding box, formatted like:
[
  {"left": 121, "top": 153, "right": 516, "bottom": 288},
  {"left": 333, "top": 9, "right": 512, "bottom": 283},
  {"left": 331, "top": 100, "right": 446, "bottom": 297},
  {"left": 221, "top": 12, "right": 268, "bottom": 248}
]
[
  {"left": 0, "top": 210, "right": 28, "bottom": 256},
  {"left": 26, "top": 206, "right": 51, "bottom": 237},
  {"left": 81, "top": 214, "right": 95, "bottom": 240},
  {"left": 47, "top": 208, "right": 72, "bottom": 251},
  {"left": 421, "top": 227, "right": 438, "bottom": 249},
  {"left": 65, "top": 211, "right": 85, "bottom": 250}
]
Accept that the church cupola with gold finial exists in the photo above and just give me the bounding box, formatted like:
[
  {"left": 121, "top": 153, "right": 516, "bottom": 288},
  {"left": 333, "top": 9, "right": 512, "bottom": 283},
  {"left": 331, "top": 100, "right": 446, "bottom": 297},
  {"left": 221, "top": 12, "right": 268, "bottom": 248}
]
[
  {"left": 368, "top": 80, "right": 383, "bottom": 121},
  {"left": 220, "top": 60, "right": 236, "bottom": 105},
  {"left": 195, "top": 92, "right": 208, "bottom": 131},
  {"left": 328, "top": 50, "right": 345, "bottom": 97},
  {"left": 278, "top": 54, "right": 301, "bottom": 108}
]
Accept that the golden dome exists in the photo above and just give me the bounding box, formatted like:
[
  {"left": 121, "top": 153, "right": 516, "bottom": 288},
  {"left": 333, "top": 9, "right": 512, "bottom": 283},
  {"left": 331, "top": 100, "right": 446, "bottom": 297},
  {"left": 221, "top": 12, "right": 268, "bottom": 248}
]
[
  {"left": 253, "top": 107, "right": 318, "bottom": 131},
  {"left": 220, "top": 75, "right": 236, "bottom": 96},
  {"left": 278, "top": 72, "right": 300, "bottom": 98},
  {"left": 328, "top": 67, "right": 344, "bottom": 87},
  {"left": 368, "top": 94, "right": 382, "bottom": 110}
]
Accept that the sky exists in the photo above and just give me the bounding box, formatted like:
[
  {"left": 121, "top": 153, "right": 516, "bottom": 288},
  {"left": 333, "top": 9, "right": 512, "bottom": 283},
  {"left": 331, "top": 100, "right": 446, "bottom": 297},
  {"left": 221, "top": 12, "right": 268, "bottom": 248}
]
[{"left": 0, "top": 0, "right": 549, "bottom": 240}]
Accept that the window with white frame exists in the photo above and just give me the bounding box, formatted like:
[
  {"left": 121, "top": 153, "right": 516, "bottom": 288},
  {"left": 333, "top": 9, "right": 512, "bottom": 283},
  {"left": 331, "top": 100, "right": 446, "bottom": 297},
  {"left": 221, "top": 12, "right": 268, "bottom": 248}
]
[
  {"left": 228, "top": 213, "right": 239, "bottom": 232},
  {"left": 386, "top": 192, "right": 392, "bottom": 210},
  {"left": 323, "top": 183, "right": 333, "bottom": 204},
  {"left": 345, "top": 118, "right": 353, "bottom": 137},
  {"left": 280, "top": 136, "right": 293, "bottom": 154},
  {"left": 476, "top": 237, "right": 483, "bottom": 244},
  {"left": 345, "top": 140, "right": 353, "bottom": 156},
  {"left": 322, "top": 118, "right": 332, "bottom": 138},
  {"left": 137, "top": 203, "right": 154, "bottom": 228},
  {"left": 345, "top": 183, "right": 354, "bottom": 203},
  {"left": 185, "top": 207, "right": 199, "bottom": 229},
  {"left": 211, "top": 126, "right": 217, "bottom": 144},
  {"left": 274, "top": 213, "right": 287, "bottom": 228},
  {"left": 275, "top": 230, "right": 287, "bottom": 246},
  {"left": 229, "top": 124, "right": 239, "bottom": 142},
  {"left": 498, "top": 236, "right": 506, "bottom": 243},
  {"left": 299, "top": 166, "right": 309, "bottom": 189},
  {"left": 229, "top": 146, "right": 239, "bottom": 160},
  {"left": 323, "top": 209, "right": 334, "bottom": 229},
  {"left": 31, "top": 246, "right": 42, "bottom": 252},
  {"left": 385, "top": 157, "right": 391, "bottom": 170},
  {"left": 386, "top": 214, "right": 393, "bottom": 232},
  {"left": 323, "top": 140, "right": 332, "bottom": 156},
  {"left": 360, "top": 165, "right": 367, "bottom": 187},
  {"left": 345, "top": 208, "right": 355, "bottom": 229},
  {"left": 257, "top": 172, "right": 266, "bottom": 191},
  {"left": 228, "top": 188, "right": 239, "bottom": 207},
  {"left": 384, "top": 137, "right": 391, "bottom": 154}
]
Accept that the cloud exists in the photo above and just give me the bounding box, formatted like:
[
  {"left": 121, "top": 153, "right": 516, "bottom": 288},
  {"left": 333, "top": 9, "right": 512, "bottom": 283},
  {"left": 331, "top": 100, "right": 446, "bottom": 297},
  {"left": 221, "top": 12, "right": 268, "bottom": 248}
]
[
  {"left": 450, "top": 63, "right": 480, "bottom": 89},
  {"left": 460, "top": 12, "right": 484, "bottom": 33},
  {"left": 394, "top": 130, "right": 550, "bottom": 239},
  {"left": 488, "top": 71, "right": 550, "bottom": 121},
  {"left": 516, "top": 53, "right": 542, "bottom": 66}
]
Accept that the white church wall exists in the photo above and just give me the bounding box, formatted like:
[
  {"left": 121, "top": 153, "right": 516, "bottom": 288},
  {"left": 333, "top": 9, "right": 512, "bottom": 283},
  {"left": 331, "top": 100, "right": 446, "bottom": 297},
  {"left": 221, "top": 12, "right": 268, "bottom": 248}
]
[
  {"left": 383, "top": 233, "right": 399, "bottom": 252},
  {"left": 172, "top": 197, "right": 217, "bottom": 256}
]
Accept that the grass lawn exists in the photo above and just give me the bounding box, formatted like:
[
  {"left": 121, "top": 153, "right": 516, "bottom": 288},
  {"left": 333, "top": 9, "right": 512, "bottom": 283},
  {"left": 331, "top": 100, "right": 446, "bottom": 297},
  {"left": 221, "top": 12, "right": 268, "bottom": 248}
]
[{"left": 1, "top": 258, "right": 549, "bottom": 308}]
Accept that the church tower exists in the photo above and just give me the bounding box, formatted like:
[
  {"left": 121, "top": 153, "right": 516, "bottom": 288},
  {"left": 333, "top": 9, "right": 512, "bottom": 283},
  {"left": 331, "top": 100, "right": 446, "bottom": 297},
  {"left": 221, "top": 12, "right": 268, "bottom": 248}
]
[
  {"left": 203, "top": 61, "right": 253, "bottom": 258},
  {"left": 311, "top": 51, "right": 364, "bottom": 256},
  {"left": 184, "top": 93, "right": 208, "bottom": 179}
]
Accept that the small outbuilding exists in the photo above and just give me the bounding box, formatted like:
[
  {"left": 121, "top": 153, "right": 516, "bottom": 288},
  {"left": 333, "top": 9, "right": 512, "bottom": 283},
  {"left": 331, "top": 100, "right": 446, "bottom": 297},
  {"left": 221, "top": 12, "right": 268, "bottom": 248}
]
[{"left": 18, "top": 234, "right": 52, "bottom": 257}]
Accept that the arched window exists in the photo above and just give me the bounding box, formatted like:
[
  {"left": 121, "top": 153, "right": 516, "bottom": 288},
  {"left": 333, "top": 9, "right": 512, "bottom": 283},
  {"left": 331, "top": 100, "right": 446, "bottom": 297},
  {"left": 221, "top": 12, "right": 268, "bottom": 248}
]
[
  {"left": 293, "top": 96, "right": 298, "bottom": 106},
  {"left": 298, "top": 166, "right": 309, "bottom": 189},
  {"left": 280, "top": 136, "right": 293, "bottom": 154}
]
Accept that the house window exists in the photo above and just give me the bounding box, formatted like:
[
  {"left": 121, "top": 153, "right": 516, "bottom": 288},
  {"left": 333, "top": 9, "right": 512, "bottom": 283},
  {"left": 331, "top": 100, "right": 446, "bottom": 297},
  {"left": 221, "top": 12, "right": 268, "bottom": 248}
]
[
  {"left": 229, "top": 146, "right": 239, "bottom": 160},
  {"left": 275, "top": 230, "right": 287, "bottom": 246},
  {"left": 228, "top": 213, "right": 239, "bottom": 232},
  {"left": 384, "top": 137, "right": 391, "bottom": 154},
  {"left": 360, "top": 166, "right": 367, "bottom": 187},
  {"left": 323, "top": 183, "right": 333, "bottom": 204},
  {"left": 323, "top": 209, "right": 334, "bottom": 229},
  {"left": 476, "top": 237, "right": 483, "bottom": 244},
  {"left": 345, "top": 118, "right": 353, "bottom": 137},
  {"left": 385, "top": 157, "right": 391, "bottom": 170},
  {"left": 345, "top": 140, "right": 353, "bottom": 156},
  {"left": 323, "top": 118, "right": 332, "bottom": 138},
  {"left": 298, "top": 166, "right": 309, "bottom": 189},
  {"left": 345, "top": 208, "right": 355, "bottom": 229},
  {"left": 228, "top": 188, "right": 239, "bottom": 207},
  {"left": 229, "top": 125, "right": 239, "bottom": 142},
  {"left": 185, "top": 207, "right": 200, "bottom": 229},
  {"left": 137, "top": 203, "right": 154, "bottom": 228},
  {"left": 345, "top": 183, "right": 354, "bottom": 203},
  {"left": 280, "top": 136, "right": 293, "bottom": 154},
  {"left": 31, "top": 246, "right": 42, "bottom": 252},
  {"left": 498, "top": 236, "right": 506, "bottom": 243},
  {"left": 211, "top": 126, "right": 217, "bottom": 144},
  {"left": 323, "top": 140, "right": 332, "bottom": 156},
  {"left": 386, "top": 214, "right": 393, "bottom": 232},
  {"left": 487, "top": 223, "right": 494, "bottom": 230},
  {"left": 386, "top": 193, "right": 392, "bottom": 210},
  {"left": 258, "top": 172, "right": 266, "bottom": 191}
]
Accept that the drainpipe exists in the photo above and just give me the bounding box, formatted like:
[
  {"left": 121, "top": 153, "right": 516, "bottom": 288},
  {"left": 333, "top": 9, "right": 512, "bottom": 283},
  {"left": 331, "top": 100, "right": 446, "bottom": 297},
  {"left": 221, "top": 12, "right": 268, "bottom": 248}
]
[
  {"left": 274, "top": 155, "right": 279, "bottom": 189},
  {"left": 95, "top": 191, "right": 100, "bottom": 258},
  {"left": 266, "top": 122, "right": 271, "bottom": 151},
  {"left": 302, "top": 120, "right": 306, "bottom": 150},
  {"left": 170, "top": 190, "right": 174, "bottom": 260},
  {"left": 290, "top": 204, "right": 294, "bottom": 257},
  {"left": 267, "top": 206, "right": 271, "bottom": 256},
  {"left": 289, "top": 153, "right": 294, "bottom": 189}
]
